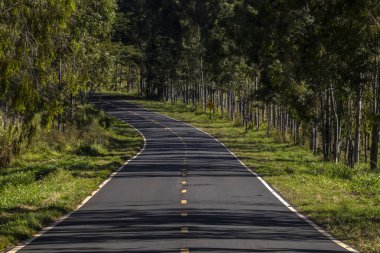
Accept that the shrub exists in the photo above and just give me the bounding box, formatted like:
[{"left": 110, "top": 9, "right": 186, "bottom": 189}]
[
  {"left": 75, "top": 144, "right": 101, "bottom": 156},
  {"left": 351, "top": 173, "right": 380, "bottom": 196},
  {"left": 73, "top": 105, "right": 99, "bottom": 130},
  {"left": 309, "top": 162, "right": 359, "bottom": 180},
  {"left": 0, "top": 116, "right": 23, "bottom": 168},
  {"left": 233, "top": 115, "right": 243, "bottom": 127},
  {"left": 324, "top": 163, "right": 358, "bottom": 180},
  {"left": 99, "top": 111, "right": 114, "bottom": 129},
  {"left": 284, "top": 167, "right": 295, "bottom": 174}
]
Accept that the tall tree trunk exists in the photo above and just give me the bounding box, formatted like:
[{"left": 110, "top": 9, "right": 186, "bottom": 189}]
[
  {"left": 231, "top": 93, "right": 235, "bottom": 121},
  {"left": 69, "top": 93, "right": 74, "bottom": 120},
  {"left": 326, "top": 91, "right": 331, "bottom": 161},
  {"left": 139, "top": 70, "right": 144, "bottom": 96},
  {"left": 370, "top": 122, "right": 379, "bottom": 170},
  {"left": 256, "top": 107, "right": 260, "bottom": 130},
  {"left": 311, "top": 120, "right": 318, "bottom": 155},
  {"left": 364, "top": 132, "right": 368, "bottom": 163},
  {"left": 267, "top": 104, "right": 271, "bottom": 137},
  {"left": 272, "top": 105, "right": 277, "bottom": 128},
  {"left": 354, "top": 84, "right": 363, "bottom": 165},
  {"left": 349, "top": 138, "right": 355, "bottom": 167},
  {"left": 370, "top": 63, "right": 379, "bottom": 171},
  {"left": 330, "top": 83, "right": 340, "bottom": 163},
  {"left": 220, "top": 92, "right": 224, "bottom": 119},
  {"left": 321, "top": 94, "right": 328, "bottom": 161}
]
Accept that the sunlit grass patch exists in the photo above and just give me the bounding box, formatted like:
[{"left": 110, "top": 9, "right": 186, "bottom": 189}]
[
  {"left": 134, "top": 98, "right": 380, "bottom": 253},
  {"left": 0, "top": 109, "right": 143, "bottom": 251}
]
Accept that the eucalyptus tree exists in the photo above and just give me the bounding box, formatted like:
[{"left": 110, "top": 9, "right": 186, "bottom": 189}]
[
  {"left": 112, "top": 0, "right": 380, "bottom": 170},
  {"left": 114, "top": 0, "right": 183, "bottom": 98},
  {"left": 0, "top": 0, "right": 117, "bottom": 166}
]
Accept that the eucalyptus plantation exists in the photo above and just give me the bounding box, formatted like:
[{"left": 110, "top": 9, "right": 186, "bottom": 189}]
[{"left": 114, "top": 0, "right": 379, "bottom": 169}]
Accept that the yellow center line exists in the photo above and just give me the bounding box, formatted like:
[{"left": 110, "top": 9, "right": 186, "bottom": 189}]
[{"left": 142, "top": 113, "right": 191, "bottom": 253}]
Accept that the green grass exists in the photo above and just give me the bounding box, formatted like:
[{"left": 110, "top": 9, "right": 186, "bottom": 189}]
[
  {"left": 132, "top": 98, "right": 380, "bottom": 253},
  {"left": 0, "top": 110, "right": 143, "bottom": 251}
]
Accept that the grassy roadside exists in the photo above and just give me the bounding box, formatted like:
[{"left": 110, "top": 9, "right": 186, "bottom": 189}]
[
  {"left": 0, "top": 106, "right": 143, "bottom": 251},
  {"left": 132, "top": 98, "right": 380, "bottom": 253}
]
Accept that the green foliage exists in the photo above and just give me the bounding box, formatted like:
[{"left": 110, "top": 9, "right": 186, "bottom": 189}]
[
  {"left": 0, "top": 117, "right": 23, "bottom": 167},
  {"left": 75, "top": 144, "right": 102, "bottom": 156},
  {"left": 72, "top": 105, "right": 99, "bottom": 130},
  {"left": 114, "top": 0, "right": 380, "bottom": 170},
  {"left": 0, "top": 0, "right": 117, "bottom": 166},
  {"left": 309, "top": 163, "right": 359, "bottom": 180},
  {"left": 233, "top": 114, "right": 243, "bottom": 127},
  {"left": 0, "top": 110, "right": 143, "bottom": 251},
  {"left": 99, "top": 111, "right": 114, "bottom": 129},
  {"left": 351, "top": 174, "right": 380, "bottom": 196},
  {"left": 134, "top": 97, "right": 380, "bottom": 253}
]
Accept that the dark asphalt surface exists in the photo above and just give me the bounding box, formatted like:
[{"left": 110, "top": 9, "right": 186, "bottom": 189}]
[{"left": 17, "top": 96, "right": 351, "bottom": 253}]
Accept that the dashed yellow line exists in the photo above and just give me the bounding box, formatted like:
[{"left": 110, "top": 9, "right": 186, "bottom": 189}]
[{"left": 132, "top": 109, "right": 191, "bottom": 253}]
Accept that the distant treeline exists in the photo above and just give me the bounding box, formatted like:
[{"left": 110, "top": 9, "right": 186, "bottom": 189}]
[{"left": 113, "top": 0, "right": 380, "bottom": 170}]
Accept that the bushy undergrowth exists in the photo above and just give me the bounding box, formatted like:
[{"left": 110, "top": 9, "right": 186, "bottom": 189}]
[
  {"left": 0, "top": 105, "right": 115, "bottom": 168},
  {"left": 309, "top": 162, "right": 359, "bottom": 179},
  {"left": 0, "top": 105, "right": 143, "bottom": 251},
  {"left": 351, "top": 174, "right": 380, "bottom": 196},
  {"left": 308, "top": 162, "right": 380, "bottom": 196},
  {"left": 0, "top": 116, "right": 23, "bottom": 168}
]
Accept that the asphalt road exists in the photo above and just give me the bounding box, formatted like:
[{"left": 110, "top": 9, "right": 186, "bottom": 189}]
[{"left": 16, "top": 96, "right": 353, "bottom": 253}]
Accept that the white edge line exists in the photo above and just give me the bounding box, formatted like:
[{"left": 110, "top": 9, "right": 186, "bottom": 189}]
[
  {"left": 130, "top": 101, "right": 359, "bottom": 253},
  {"left": 7, "top": 119, "right": 147, "bottom": 253}
]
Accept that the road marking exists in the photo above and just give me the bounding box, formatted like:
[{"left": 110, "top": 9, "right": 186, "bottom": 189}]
[
  {"left": 181, "top": 227, "right": 189, "bottom": 233},
  {"left": 180, "top": 210, "right": 188, "bottom": 217},
  {"left": 181, "top": 189, "right": 187, "bottom": 194},
  {"left": 135, "top": 109, "right": 189, "bottom": 169},
  {"left": 7, "top": 105, "right": 148, "bottom": 253},
  {"left": 159, "top": 114, "right": 359, "bottom": 253},
  {"left": 181, "top": 199, "right": 187, "bottom": 205},
  {"left": 180, "top": 248, "right": 189, "bottom": 253},
  {"left": 128, "top": 102, "right": 359, "bottom": 253},
  {"left": 181, "top": 180, "right": 187, "bottom": 185}
]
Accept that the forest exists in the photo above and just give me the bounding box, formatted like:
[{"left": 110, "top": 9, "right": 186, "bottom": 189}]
[
  {"left": 0, "top": 1, "right": 379, "bottom": 252},
  {"left": 1, "top": 1, "right": 380, "bottom": 169},
  {"left": 113, "top": 0, "right": 380, "bottom": 170}
]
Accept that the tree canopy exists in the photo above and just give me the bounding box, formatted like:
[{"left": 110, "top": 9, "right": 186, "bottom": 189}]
[
  {"left": 113, "top": 0, "right": 380, "bottom": 169},
  {"left": 0, "top": 0, "right": 116, "bottom": 166}
]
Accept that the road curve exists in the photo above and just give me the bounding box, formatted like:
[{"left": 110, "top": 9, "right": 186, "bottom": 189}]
[{"left": 15, "top": 96, "right": 353, "bottom": 253}]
